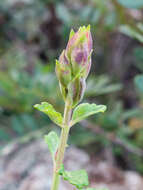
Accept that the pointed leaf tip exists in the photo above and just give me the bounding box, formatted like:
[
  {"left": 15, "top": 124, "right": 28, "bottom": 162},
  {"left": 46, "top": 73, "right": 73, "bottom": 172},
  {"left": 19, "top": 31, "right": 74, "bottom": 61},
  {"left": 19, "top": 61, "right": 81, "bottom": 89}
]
[
  {"left": 87, "top": 25, "right": 91, "bottom": 30},
  {"left": 69, "top": 29, "right": 75, "bottom": 39}
]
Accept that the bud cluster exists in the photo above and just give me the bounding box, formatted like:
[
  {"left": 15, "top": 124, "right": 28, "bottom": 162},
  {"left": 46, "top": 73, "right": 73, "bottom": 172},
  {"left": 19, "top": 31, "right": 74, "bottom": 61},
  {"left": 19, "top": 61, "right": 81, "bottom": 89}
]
[{"left": 56, "top": 25, "right": 93, "bottom": 107}]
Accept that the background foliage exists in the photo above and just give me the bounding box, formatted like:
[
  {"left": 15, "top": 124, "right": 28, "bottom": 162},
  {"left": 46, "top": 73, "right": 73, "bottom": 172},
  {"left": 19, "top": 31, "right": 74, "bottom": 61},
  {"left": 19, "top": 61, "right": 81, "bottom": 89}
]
[{"left": 0, "top": 0, "right": 143, "bottom": 174}]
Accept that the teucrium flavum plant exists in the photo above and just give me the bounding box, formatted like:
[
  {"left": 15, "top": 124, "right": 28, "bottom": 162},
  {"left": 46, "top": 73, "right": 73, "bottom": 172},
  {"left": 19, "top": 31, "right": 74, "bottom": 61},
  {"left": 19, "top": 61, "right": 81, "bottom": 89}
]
[{"left": 34, "top": 26, "right": 107, "bottom": 190}]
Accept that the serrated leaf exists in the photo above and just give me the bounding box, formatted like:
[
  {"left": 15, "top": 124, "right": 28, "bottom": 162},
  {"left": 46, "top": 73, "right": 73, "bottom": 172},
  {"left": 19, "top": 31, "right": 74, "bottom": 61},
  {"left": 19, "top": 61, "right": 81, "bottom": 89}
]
[
  {"left": 70, "top": 103, "right": 107, "bottom": 126},
  {"left": 34, "top": 102, "right": 63, "bottom": 127},
  {"left": 44, "top": 131, "right": 59, "bottom": 161},
  {"left": 59, "top": 165, "right": 89, "bottom": 189}
]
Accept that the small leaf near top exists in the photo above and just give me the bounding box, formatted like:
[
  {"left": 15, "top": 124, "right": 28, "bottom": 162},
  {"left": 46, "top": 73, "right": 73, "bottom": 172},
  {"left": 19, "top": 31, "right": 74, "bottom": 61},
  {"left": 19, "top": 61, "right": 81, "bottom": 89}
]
[
  {"left": 59, "top": 165, "right": 89, "bottom": 189},
  {"left": 70, "top": 103, "right": 107, "bottom": 126},
  {"left": 34, "top": 102, "right": 63, "bottom": 127},
  {"left": 44, "top": 131, "right": 59, "bottom": 161}
]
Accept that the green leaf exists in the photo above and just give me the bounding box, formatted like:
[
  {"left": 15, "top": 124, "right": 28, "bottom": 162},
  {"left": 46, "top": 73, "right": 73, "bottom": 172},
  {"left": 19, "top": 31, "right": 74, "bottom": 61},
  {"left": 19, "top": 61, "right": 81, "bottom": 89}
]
[
  {"left": 134, "top": 75, "right": 143, "bottom": 93},
  {"left": 56, "top": 4, "right": 71, "bottom": 24},
  {"left": 34, "top": 102, "right": 63, "bottom": 127},
  {"left": 44, "top": 131, "right": 59, "bottom": 161},
  {"left": 119, "top": 25, "right": 143, "bottom": 43},
  {"left": 117, "top": 0, "right": 143, "bottom": 9},
  {"left": 59, "top": 165, "right": 89, "bottom": 189},
  {"left": 134, "top": 47, "right": 143, "bottom": 63},
  {"left": 71, "top": 103, "right": 107, "bottom": 126},
  {"left": 86, "top": 75, "right": 122, "bottom": 97}
]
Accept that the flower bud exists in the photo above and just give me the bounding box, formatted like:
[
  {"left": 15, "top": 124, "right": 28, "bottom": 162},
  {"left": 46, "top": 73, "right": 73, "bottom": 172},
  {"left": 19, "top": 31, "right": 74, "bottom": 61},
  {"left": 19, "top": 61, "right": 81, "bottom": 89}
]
[
  {"left": 55, "top": 50, "right": 71, "bottom": 88},
  {"left": 67, "top": 25, "right": 92, "bottom": 77},
  {"left": 56, "top": 25, "right": 93, "bottom": 107}
]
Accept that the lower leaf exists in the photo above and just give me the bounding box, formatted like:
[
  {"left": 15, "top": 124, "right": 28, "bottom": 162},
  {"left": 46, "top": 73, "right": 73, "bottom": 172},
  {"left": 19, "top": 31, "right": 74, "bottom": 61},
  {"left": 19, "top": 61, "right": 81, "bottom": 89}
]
[
  {"left": 59, "top": 165, "right": 89, "bottom": 189},
  {"left": 44, "top": 131, "right": 59, "bottom": 161}
]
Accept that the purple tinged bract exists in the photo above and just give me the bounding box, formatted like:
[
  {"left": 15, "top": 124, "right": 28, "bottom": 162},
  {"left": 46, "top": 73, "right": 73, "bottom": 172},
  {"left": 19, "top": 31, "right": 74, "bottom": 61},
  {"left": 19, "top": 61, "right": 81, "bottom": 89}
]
[{"left": 56, "top": 25, "right": 93, "bottom": 107}]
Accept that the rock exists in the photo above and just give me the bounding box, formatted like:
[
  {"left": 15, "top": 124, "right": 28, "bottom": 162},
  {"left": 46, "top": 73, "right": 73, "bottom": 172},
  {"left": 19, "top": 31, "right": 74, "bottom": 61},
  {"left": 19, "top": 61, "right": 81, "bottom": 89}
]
[{"left": 0, "top": 140, "right": 143, "bottom": 190}]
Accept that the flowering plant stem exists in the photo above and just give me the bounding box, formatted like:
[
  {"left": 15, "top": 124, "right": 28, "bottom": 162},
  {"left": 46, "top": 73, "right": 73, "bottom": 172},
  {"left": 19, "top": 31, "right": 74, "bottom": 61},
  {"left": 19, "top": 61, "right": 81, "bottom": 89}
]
[
  {"left": 51, "top": 100, "right": 72, "bottom": 190},
  {"left": 34, "top": 26, "right": 107, "bottom": 190}
]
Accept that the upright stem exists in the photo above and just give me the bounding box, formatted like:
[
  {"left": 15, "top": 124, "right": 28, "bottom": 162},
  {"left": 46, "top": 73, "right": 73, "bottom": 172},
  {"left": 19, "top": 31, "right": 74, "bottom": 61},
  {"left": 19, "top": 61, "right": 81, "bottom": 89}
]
[{"left": 51, "top": 101, "right": 72, "bottom": 190}]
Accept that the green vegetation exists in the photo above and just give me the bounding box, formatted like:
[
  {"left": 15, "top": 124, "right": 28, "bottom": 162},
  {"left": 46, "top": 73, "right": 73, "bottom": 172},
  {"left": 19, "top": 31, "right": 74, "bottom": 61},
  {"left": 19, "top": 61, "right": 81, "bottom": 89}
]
[{"left": 0, "top": 0, "right": 143, "bottom": 185}]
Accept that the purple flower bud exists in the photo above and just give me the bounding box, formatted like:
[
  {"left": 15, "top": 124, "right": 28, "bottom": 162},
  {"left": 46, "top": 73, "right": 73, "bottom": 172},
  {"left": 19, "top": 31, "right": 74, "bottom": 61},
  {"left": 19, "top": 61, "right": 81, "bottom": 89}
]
[
  {"left": 56, "top": 25, "right": 93, "bottom": 107},
  {"left": 66, "top": 25, "right": 93, "bottom": 78}
]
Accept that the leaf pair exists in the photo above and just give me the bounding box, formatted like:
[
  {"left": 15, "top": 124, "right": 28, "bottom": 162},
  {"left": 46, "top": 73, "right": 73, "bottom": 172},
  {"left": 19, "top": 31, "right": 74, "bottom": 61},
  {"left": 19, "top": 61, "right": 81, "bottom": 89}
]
[
  {"left": 35, "top": 102, "right": 107, "bottom": 190},
  {"left": 34, "top": 102, "right": 107, "bottom": 127}
]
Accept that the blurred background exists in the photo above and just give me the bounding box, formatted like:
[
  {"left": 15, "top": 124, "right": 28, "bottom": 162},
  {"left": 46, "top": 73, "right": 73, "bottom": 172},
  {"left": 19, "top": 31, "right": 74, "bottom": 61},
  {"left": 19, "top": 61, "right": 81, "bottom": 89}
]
[{"left": 0, "top": 0, "right": 143, "bottom": 189}]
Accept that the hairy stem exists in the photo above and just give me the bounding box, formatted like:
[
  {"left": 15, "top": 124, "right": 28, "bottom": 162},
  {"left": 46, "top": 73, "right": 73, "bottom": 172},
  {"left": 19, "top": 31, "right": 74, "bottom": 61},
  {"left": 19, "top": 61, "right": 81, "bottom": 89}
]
[{"left": 51, "top": 101, "right": 72, "bottom": 190}]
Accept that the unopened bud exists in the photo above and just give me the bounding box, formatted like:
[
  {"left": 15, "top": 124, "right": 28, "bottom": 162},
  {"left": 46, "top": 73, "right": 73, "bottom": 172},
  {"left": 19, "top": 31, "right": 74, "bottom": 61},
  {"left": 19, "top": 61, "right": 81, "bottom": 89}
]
[{"left": 56, "top": 25, "right": 93, "bottom": 107}]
